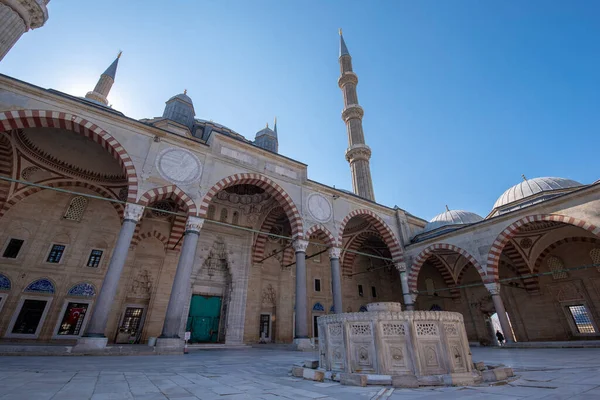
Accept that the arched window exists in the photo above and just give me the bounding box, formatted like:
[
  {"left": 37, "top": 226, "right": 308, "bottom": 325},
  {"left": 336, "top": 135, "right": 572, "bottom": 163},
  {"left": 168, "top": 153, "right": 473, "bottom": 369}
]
[
  {"left": 329, "top": 305, "right": 335, "bottom": 313},
  {"left": 0, "top": 274, "right": 11, "bottom": 291},
  {"left": 590, "top": 248, "right": 600, "bottom": 272},
  {"left": 24, "top": 278, "right": 55, "bottom": 294},
  {"left": 313, "top": 302, "right": 325, "bottom": 312},
  {"left": 67, "top": 282, "right": 96, "bottom": 297},
  {"left": 207, "top": 205, "right": 216, "bottom": 220},
  {"left": 430, "top": 304, "right": 442, "bottom": 311},
  {"left": 220, "top": 208, "right": 228, "bottom": 223},
  {"left": 359, "top": 305, "right": 368, "bottom": 312},
  {"left": 232, "top": 211, "right": 239, "bottom": 225},
  {"left": 425, "top": 278, "right": 435, "bottom": 296},
  {"left": 64, "top": 196, "right": 88, "bottom": 222},
  {"left": 547, "top": 256, "right": 567, "bottom": 279}
]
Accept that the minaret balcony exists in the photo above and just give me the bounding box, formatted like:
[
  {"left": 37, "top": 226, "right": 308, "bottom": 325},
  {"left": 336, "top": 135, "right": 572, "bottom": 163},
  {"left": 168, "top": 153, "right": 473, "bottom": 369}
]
[
  {"left": 345, "top": 143, "right": 372, "bottom": 162},
  {"left": 341, "top": 104, "right": 364, "bottom": 122},
  {"left": 338, "top": 71, "right": 359, "bottom": 88}
]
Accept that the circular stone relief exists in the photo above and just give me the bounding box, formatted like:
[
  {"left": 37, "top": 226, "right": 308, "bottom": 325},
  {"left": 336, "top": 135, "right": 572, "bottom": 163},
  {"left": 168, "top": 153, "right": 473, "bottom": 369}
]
[
  {"left": 156, "top": 148, "right": 202, "bottom": 185},
  {"left": 307, "top": 193, "right": 332, "bottom": 222}
]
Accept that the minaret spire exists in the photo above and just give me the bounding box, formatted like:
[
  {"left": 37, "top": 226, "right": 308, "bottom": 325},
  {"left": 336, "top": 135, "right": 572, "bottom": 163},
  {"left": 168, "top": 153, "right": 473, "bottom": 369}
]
[
  {"left": 273, "top": 117, "right": 278, "bottom": 134},
  {"left": 337, "top": 30, "right": 375, "bottom": 201},
  {"left": 85, "top": 52, "right": 122, "bottom": 106}
]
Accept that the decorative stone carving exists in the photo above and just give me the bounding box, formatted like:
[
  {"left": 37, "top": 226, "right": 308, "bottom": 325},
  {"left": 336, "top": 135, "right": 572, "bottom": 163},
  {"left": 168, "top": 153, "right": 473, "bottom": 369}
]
[
  {"left": 292, "top": 239, "right": 309, "bottom": 253},
  {"left": 156, "top": 147, "right": 202, "bottom": 185},
  {"left": 185, "top": 216, "right": 204, "bottom": 232},
  {"left": 484, "top": 282, "right": 501, "bottom": 296},
  {"left": 395, "top": 262, "right": 407, "bottom": 272},
  {"left": 350, "top": 323, "right": 371, "bottom": 336},
  {"left": 262, "top": 284, "right": 276, "bottom": 306},
  {"left": 24, "top": 278, "right": 55, "bottom": 294},
  {"left": 382, "top": 323, "right": 405, "bottom": 336},
  {"left": 124, "top": 204, "right": 144, "bottom": 222},
  {"left": 203, "top": 238, "right": 229, "bottom": 278},
  {"left": 444, "top": 323, "right": 459, "bottom": 336},
  {"left": 328, "top": 247, "right": 341, "bottom": 259},
  {"left": 425, "top": 346, "right": 439, "bottom": 367},
  {"left": 130, "top": 269, "right": 152, "bottom": 297},
  {"left": 358, "top": 347, "right": 370, "bottom": 365},
  {"left": 416, "top": 323, "right": 438, "bottom": 336},
  {"left": 390, "top": 347, "right": 404, "bottom": 366},
  {"left": 329, "top": 323, "right": 342, "bottom": 337},
  {"left": 307, "top": 193, "right": 332, "bottom": 222}
]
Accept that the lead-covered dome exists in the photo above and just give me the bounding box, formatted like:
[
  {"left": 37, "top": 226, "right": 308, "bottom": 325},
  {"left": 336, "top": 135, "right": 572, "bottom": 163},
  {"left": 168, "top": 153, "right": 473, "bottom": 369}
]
[
  {"left": 423, "top": 209, "right": 483, "bottom": 233},
  {"left": 493, "top": 177, "right": 582, "bottom": 210}
]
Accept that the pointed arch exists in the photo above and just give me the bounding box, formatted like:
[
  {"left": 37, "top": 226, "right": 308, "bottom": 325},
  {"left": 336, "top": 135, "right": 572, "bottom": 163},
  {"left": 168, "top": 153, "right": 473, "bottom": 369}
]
[
  {"left": 341, "top": 230, "right": 385, "bottom": 276},
  {"left": 67, "top": 282, "right": 96, "bottom": 297},
  {"left": 131, "top": 229, "right": 169, "bottom": 250},
  {"left": 0, "top": 110, "right": 138, "bottom": 202},
  {"left": 533, "top": 236, "right": 600, "bottom": 275},
  {"left": 0, "top": 133, "right": 14, "bottom": 208},
  {"left": 305, "top": 224, "right": 336, "bottom": 247},
  {"left": 24, "top": 278, "right": 55, "bottom": 294},
  {"left": 138, "top": 185, "right": 197, "bottom": 216},
  {"left": 253, "top": 206, "right": 287, "bottom": 263},
  {"left": 0, "top": 273, "right": 11, "bottom": 290},
  {"left": 199, "top": 173, "right": 303, "bottom": 238},
  {"left": 487, "top": 214, "right": 600, "bottom": 282},
  {"left": 0, "top": 179, "right": 123, "bottom": 218},
  {"left": 408, "top": 243, "right": 484, "bottom": 293},
  {"left": 337, "top": 209, "right": 403, "bottom": 262}
]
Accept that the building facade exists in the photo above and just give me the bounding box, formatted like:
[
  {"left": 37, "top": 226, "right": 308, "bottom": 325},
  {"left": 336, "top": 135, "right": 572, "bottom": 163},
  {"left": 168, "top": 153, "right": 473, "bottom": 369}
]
[{"left": 0, "top": 14, "right": 599, "bottom": 348}]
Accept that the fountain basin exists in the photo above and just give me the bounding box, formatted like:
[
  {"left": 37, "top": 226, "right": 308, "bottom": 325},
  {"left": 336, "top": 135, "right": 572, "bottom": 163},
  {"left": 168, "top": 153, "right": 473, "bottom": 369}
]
[{"left": 317, "top": 303, "right": 474, "bottom": 381}]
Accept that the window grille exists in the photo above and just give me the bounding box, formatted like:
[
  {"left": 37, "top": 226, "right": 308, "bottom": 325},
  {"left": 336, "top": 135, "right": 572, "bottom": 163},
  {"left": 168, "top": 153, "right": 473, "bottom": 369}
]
[
  {"left": 207, "top": 205, "right": 215, "bottom": 220},
  {"left": 86, "top": 249, "right": 103, "bottom": 268},
  {"left": 590, "top": 248, "right": 600, "bottom": 272},
  {"left": 64, "top": 196, "right": 88, "bottom": 222},
  {"left": 547, "top": 256, "right": 567, "bottom": 279},
  {"left": 47, "top": 244, "right": 66, "bottom": 263},
  {"left": 568, "top": 305, "right": 596, "bottom": 334},
  {"left": 3, "top": 238, "right": 24, "bottom": 258},
  {"left": 220, "top": 208, "right": 228, "bottom": 223}
]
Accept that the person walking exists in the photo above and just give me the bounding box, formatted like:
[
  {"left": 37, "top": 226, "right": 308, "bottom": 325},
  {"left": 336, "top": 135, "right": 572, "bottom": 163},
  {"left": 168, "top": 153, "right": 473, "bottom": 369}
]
[{"left": 496, "top": 330, "right": 505, "bottom": 346}]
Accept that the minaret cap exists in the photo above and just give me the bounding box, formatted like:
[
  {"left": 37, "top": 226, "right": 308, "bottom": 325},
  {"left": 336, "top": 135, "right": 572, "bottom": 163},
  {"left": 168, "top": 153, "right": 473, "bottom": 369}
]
[{"left": 339, "top": 29, "right": 350, "bottom": 57}]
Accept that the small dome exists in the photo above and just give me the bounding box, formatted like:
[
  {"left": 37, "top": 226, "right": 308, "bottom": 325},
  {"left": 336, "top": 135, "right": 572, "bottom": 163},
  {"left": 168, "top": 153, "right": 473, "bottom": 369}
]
[
  {"left": 493, "top": 177, "right": 582, "bottom": 210},
  {"left": 255, "top": 126, "right": 276, "bottom": 138},
  {"left": 423, "top": 209, "right": 483, "bottom": 233},
  {"left": 168, "top": 92, "right": 193, "bottom": 105}
]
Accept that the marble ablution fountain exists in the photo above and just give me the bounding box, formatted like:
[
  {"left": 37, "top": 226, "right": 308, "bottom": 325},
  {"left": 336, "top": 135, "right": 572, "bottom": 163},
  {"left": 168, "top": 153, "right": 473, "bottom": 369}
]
[{"left": 316, "top": 302, "right": 481, "bottom": 386}]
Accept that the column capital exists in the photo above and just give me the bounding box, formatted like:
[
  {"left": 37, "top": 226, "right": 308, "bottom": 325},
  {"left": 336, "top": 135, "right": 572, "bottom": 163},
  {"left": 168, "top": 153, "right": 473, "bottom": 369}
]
[
  {"left": 185, "top": 216, "right": 204, "bottom": 233},
  {"left": 410, "top": 293, "right": 418, "bottom": 303},
  {"left": 124, "top": 204, "right": 144, "bottom": 222},
  {"left": 484, "top": 282, "right": 501, "bottom": 295},
  {"left": 328, "top": 247, "right": 342, "bottom": 259},
  {"left": 292, "top": 239, "right": 309, "bottom": 253},
  {"left": 395, "top": 262, "right": 407, "bottom": 272}
]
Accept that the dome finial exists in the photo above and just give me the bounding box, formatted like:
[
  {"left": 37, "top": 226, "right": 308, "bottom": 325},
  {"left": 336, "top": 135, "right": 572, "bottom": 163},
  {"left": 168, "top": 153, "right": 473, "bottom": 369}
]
[
  {"left": 339, "top": 28, "right": 342, "bottom": 36},
  {"left": 266, "top": 122, "right": 269, "bottom": 128},
  {"left": 117, "top": 50, "right": 122, "bottom": 59},
  {"left": 184, "top": 89, "right": 187, "bottom": 95},
  {"left": 445, "top": 205, "right": 450, "bottom": 212},
  {"left": 522, "top": 174, "right": 527, "bottom": 181}
]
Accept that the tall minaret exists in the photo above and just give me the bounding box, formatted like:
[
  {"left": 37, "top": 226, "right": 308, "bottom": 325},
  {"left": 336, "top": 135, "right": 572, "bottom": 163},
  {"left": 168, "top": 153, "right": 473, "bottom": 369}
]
[
  {"left": 338, "top": 29, "right": 375, "bottom": 201},
  {"left": 0, "top": 0, "right": 50, "bottom": 61},
  {"left": 85, "top": 52, "right": 122, "bottom": 106}
]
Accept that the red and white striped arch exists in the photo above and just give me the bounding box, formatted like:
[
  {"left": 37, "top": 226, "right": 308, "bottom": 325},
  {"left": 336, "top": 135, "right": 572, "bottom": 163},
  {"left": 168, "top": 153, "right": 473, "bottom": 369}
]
[
  {"left": 131, "top": 229, "right": 169, "bottom": 251},
  {"left": 408, "top": 243, "right": 484, "bottom": 293},
  {"left": 253, "top": 206, "right": 287, "bottom": 263},
  {"left": 341, "top": 230, "right": 385, "bottom": 276},
  {"left": 533, "top": 236, "right": 600, "bottom": 275},
  {"left": 487, "top": 214, "right": 600, "bottom": 282},
  {"left": 200, "top": 173, "right": 304, "bottom": 239},
  {"left": 0, "top": 179, "right": 123, "bottom": 218},
  {"left": 337, "top": 209, "right": 403, "bottom": 262},
  {"left": 0, "top": 110, "right": 138, "bottom": 202},
  {"left": 305, "top": 224, "right": 337, "bottom": 247},
  {"left": 138, "top": 185, "right": 197, "bottom": 216}
]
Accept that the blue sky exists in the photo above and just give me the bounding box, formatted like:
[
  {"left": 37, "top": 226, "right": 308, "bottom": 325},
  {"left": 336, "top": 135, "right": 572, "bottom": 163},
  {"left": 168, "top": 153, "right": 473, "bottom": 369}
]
[{"left": 1, "top": 1, "right": 598, "bottom": 221}]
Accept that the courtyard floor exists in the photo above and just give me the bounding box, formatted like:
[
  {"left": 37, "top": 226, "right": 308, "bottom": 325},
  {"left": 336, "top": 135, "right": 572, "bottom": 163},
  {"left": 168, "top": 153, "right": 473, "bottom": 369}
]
[{"left": 0, "top": 346, "right": 599, "bottom": 400}]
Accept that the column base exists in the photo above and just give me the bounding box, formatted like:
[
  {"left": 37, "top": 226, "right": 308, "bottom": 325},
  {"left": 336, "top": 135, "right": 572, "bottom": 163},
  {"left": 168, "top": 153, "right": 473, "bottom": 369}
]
[
  {"left": 156, "top": 337, "right": 184, "bottom": 350},
  {"left": 293, "top": 338, "right": 314, "bottom": 351},
  {"left": 74, "top": 336, "right": 108, "bottom": 350}
]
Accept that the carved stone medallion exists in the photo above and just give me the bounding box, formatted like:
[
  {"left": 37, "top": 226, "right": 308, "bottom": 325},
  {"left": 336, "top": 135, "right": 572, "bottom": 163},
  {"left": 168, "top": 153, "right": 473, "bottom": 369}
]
[
  {"left": 156, "top": 148, "right": 202, "bottom": 185},
  {"left": 307, "top": 193, "right": 332, "bottom": 222}
]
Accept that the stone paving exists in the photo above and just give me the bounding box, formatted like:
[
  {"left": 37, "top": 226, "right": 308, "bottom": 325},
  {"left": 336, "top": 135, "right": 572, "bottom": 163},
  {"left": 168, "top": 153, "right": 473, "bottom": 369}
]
[{"left": 0, "top": 347, "right": 599, "bottom": 399}]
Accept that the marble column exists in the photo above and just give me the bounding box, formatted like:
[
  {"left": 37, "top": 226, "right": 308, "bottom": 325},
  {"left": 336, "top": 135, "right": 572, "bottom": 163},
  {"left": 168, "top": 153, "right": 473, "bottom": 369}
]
[
  {"left": 157, "top": 217, "right": 204, "bottom": 349},
  {"left": 485, "top": 282, "right": 515, "bottom": 343},
  {"left": 329, "top": 247, "right": 343, "bottom": 314},
  {"left": 77, "top": 203, "right": 144, "bottom": 349},
  {"left": 396, "top": 262, "right": 415, "bottom": 311},
  {"left": 293, "top": 239, "right": 311, "bottom": 349}
]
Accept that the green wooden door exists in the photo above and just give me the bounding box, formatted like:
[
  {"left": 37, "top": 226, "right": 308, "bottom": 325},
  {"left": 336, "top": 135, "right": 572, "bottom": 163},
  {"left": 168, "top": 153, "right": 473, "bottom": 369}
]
[{"left": 186, "top": 295, "right": 222, "bottom": 343}]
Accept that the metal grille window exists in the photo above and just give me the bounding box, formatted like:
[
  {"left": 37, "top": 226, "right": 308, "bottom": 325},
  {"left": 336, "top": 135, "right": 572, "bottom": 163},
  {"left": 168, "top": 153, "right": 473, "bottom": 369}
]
[
  {"left": 64, "top": 196, "right": 88, "bottom": 222},
  {"left": 358, "top": 284, "right": 364, "bottom": 297},
  {"left": 547, "top": 256, "right": 567, "bottom": 279},
  {"left": 590, "top": 248, "right": 600, "bottom": 272},
  {"left": 86, "top": 249, "right": 103, "bottom": 268},
  {"left": 3, "top": 238, "right": 24, "bottom": 258},
  {"left": 315, "top": 279, "right": 321, "bottom": 292},
  {"left": 120, "top": 307, "right": 144, "bottom": 335},
  {"left": 47, "top": 244, "right": 66, "bottom": 263},
  {"left": 371, "top": 286, "right": 377, "bottom": 298},
  {"left": 568, "top": 305, "right": 596, "bottom": 334}
]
